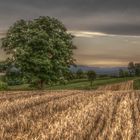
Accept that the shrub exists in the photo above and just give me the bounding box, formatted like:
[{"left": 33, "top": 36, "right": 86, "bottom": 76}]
[
  {"left": 0, "top": 81, "right": 8, "bottom": 90},
  {"left": 6, "top": 64, "right": 23, "bottom": 86},
  {"left": 7, "top": 80, "right": 23, "bottom": 86}
]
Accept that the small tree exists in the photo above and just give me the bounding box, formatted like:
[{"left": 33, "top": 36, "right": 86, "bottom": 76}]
[
  {"left": 119, "top": 69, "right": 125, "bottom": 78},
  {"left": 65, "top": 70, "right": 76, "bottom": 81},
  {"left": 124, "top": 71, "right": 129, "bottom": 77},
  {"left": 76, "top": 69, "right": 84, "bottom": 79},
  {"left": 2, "top": 16, "right": 75, "bottom": 89},
  {"left": 87, "top": 70, "right": 96, "bottom": 86}
]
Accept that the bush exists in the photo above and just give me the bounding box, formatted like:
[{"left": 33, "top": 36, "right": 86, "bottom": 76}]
[
  {"left": 7, "top": 80, "right": 23, "bottom": 86},
  {"left": 6, "top": 64, "right": 23, "bottom": 86},
  {"left": 0, "top": 81, "right": 8, "bottom": 90},
  {"left": 0, "top": 75, "right": 6, "bottom": 82}
]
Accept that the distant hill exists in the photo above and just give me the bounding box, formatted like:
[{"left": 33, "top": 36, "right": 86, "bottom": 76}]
[{"left": 70, "top": 65, "right": 128, "bottom": 75}]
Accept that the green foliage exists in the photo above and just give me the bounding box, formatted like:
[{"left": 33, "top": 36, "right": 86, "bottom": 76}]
[
  {"left": 128, "top": 62, "right": 140, "bottom": 76},
  {"left": 134, "top": 79, "right": 140, "bottom": 90},
  {"left": 119, "top": 69, "right": 125, "bottom": 77},
  {"left": 76, "top": 69, "right": 85, "bottom": 79},
  {"left": 118, "top": 68, "right": 130, "bottom": 78},
  {"left": 0, "top": 81, "right": 8, "bottom": 90},
  {"left": 124, "top": 71, "right": 129, "bottom": 77},
  {"left": 46, "top": 77, "right": 134, "bottom": 90},
  {"left": 6, "top": 64, "right": 23, "bottom": 86},
  {"left": 87, "top": 70, "right": 96, "bottom": 86},
  {"left": 7, "top": 77, "right": 135, "bottom": 91},
  {"left": 0, "top": 61, "right": 8, "bottom": 73},
  {"left": 135, "top": 63, "right": 140, "bottom": 76},
  {"left": 2, "top": 16, "right": 75, "bottom": 89},
  {"left": 98, "top": 74, "right": 109, "bottom": 78},
  {"left": 64, "top": 70, "right": 76, "bottom": 81},
  {"left": 0, "top": 75, "right": 6, "bottom": 82}
]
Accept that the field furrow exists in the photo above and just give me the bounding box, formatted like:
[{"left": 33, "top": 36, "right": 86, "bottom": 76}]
[
  {"left": 0, "top": 81, "right": 140, "bottom": 140},
  {"left": 0, "top": 91, "right": 82, "bottom": 118}
]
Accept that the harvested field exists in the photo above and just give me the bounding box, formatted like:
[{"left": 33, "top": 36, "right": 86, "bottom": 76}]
[{"left": 0, "top": 81, "right": 140, "bottom": 140}]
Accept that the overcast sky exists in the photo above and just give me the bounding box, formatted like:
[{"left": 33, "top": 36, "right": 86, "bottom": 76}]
[{"left": 0, "top": 0, "right": 140, "bottom": 67}]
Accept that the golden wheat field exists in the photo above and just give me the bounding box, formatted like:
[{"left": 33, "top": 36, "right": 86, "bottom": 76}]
[{"left": 0, "top": 80, "right": 140, "bottom": 140}]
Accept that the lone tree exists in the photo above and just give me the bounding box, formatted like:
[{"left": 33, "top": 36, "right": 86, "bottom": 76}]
[
  {"left": 87, "top": 70, "right": 96, "bottom": 86},
  {"left": 2, "top": 16, "right": 75, "bottom": 89}
]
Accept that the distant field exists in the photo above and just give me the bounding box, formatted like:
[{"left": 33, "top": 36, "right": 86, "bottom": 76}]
[
  {"left": 0, "top": 81, "right": 140, "bottom": 140},
  {"left": 8, "top": 77, "right": 136, "bottom": 90}
]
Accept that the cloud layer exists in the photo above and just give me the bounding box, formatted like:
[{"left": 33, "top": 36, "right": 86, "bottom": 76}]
[
  {"left": 73, "top": 35, "right": 140, "bottom": 67},
  {"left": 0, "top": 0, "right": 140, "bottom": 35}
]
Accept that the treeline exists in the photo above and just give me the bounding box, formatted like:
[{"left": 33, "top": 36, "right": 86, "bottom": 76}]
[
  {"left": 0, "top": 61, "right": 139, "bottom": 90},
  {"left": 0, "top": 62, "right": 97, "bottom": 87},
  {"left": 65, "top": 69, "right": 96, "bottom": 85},
  {"left": 119, "top": 62, "right": 140, "bottom": 78},
  {"left": 128, "top": 62, "right": 140, "bottom": 76}
]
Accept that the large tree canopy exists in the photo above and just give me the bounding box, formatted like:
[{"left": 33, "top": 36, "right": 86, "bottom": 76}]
[{"left": 2, "top": 16, "right": 75, "bottom": 88}]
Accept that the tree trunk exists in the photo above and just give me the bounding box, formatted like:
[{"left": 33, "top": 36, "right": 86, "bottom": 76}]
[
  {"left": 40, "top": 80, "right": 44, "bottom": 89},
  {"left": 38, "top": 80, "right": 45, "bottom": 89}
]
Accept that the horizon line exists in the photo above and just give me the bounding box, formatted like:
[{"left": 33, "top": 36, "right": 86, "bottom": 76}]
[{"left": 0, "top": 29, "right": 140, "bottom": 38}]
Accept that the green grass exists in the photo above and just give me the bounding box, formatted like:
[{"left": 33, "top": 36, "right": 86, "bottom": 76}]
[
  {"left": 46, "top": 77, "right": 135, "bottom": 90},
  {"left": 8, "top": 84, "right": 31, "bottom": 91},
  {"left": 7, "top": 77, "right": 136, "bottom": 91},
  {"left": 133, "top": 78, "right": 140, "bottom": 90}
]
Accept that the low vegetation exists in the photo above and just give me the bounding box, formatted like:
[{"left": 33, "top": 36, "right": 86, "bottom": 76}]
[
  {"left": 7, "top": 77, "right": 135, "bottom": 90},
  {"left": 133, "top": 78, "right": 140, "bottom": 90},
  {"left": 0, "top": 81, "right": 8, "bottom": 90}
]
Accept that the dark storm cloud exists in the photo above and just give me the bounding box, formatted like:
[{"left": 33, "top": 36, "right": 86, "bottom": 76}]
[
  {"left": 11, "top": 0, "right": 140, "bottom": 13},
  {"left": 92, "top": 24, "right": 140, "bottom": 36},
  {"left": 0, "top": 0, "right": 140, "bottom": 35}
]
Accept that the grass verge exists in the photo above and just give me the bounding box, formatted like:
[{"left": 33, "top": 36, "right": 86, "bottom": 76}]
[
  {"left": 7, "top": 77, "right": 136, "bottom": 91},
  {"left": 46, "top": 77, "right": 135, "bottom": 90},
  {"left": 133, "top": 78, "right": 140, "bottom": 90}
]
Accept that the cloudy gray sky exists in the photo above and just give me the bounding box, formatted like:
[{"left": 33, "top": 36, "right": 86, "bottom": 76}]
[{"left": 0, "top": 0, "right": 140, "bottom": 67}]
